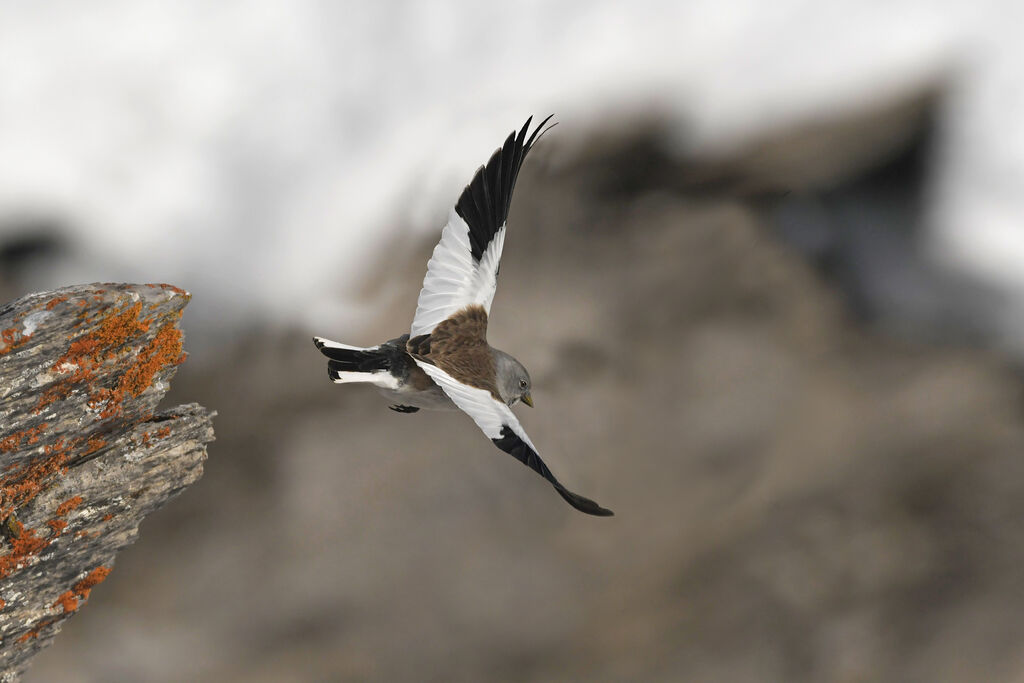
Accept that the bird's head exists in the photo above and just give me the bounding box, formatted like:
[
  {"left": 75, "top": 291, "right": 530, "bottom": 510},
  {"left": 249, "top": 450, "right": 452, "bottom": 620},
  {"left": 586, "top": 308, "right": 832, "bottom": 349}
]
[{"left": 494, "top": 350, "right": 533, "bottom": 407}]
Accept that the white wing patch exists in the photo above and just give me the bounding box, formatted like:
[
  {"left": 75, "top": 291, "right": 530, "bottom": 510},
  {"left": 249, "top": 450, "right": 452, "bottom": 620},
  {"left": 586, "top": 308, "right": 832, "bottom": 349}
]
[
  {"left": 410, "top": 210, "right": 505, "bottom": 337},
  {"left": 414, "top": 359, "right": 525, "bottom": 442},
  {"left": 413, "top": 359, "right": 613, "bottom": 516},
  {"left": 313, "top": 337, "right": 380, "bottom": 352},
  {"left": 329, "top": 370, "right": 400, "bottom": 389}
]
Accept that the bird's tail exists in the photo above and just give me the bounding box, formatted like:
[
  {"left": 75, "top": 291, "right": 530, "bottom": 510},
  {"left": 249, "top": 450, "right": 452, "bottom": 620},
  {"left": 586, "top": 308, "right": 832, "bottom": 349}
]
[{"left": 313, "top": 337, "right": 398, "bottom": 387}]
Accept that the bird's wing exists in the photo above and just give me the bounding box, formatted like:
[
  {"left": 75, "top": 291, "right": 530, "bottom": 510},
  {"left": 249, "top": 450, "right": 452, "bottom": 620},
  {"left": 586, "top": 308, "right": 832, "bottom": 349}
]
[
  {"left": 410, "top": 115, "right": 554, "bottom": 338},
  {"left": 414, "top": 359, "right": 613, "bottom": 516}
]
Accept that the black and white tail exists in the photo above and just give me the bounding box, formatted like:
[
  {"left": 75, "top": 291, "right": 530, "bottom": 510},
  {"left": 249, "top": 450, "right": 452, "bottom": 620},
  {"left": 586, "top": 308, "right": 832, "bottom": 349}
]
[{"left": 313, "top": 337, "right": 399, "bottom": 389}]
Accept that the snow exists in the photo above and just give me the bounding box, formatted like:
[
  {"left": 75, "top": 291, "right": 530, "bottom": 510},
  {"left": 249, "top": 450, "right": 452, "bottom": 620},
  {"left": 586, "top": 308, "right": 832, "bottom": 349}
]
[{"left": 0, "top": 0, "right": 1021, "bottom": 339}]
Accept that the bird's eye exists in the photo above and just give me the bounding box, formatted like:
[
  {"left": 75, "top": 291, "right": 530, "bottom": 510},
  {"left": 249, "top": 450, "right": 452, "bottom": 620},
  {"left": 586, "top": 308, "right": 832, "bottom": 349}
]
[{"left": 519, "top": 379, "right": 528, "bottom": 388}]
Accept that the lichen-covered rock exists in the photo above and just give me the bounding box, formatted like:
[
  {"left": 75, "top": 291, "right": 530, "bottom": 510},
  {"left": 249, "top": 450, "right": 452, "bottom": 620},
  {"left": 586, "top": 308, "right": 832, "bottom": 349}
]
[{"left": 0, "top": 284, "right": 214, "bottom": 681}]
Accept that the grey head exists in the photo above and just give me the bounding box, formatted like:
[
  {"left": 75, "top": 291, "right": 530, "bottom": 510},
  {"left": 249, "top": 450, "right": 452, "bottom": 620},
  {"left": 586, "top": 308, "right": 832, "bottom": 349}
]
[{"left": 492, "top": 349, "right": 533, "bottom": 407}]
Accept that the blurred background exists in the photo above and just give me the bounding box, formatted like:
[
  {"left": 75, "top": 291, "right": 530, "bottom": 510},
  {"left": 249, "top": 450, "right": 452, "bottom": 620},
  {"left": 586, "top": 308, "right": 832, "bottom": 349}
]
[{"left": 4, "top": 1, "right": 1024, "bottom": 681}]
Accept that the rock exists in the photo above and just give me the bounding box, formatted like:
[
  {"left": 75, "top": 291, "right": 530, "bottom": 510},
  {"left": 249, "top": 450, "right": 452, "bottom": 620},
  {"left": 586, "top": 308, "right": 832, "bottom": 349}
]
[{"left": 0, "top": 283, "right": 214, "bottom": 681}]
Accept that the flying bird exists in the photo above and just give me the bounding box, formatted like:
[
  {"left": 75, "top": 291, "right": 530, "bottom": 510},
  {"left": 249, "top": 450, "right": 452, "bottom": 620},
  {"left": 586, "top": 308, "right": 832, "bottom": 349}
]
[{"left": 314, "top": 116, "right": 612, "bottom": 516}]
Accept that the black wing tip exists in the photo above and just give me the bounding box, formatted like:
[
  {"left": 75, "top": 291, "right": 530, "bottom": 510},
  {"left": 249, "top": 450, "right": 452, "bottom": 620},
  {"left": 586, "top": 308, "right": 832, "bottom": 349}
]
[
  {"left": 492, "top": 425, "right": 613, "bottom": 517},
  {"left": 556, "top": 486, "right": 614, "bottom": 517},
  {"left": 456, "top": 115, "right": 557, "bottom": 261},
  {"left": 315, "top": 343, "right": 349, "bottom": 361},
  {"left": 314, "top": 337, "right": 340, "bottom": 359},
  {"left": 525, "top": 114, "right": 556, "bottom": 144}
]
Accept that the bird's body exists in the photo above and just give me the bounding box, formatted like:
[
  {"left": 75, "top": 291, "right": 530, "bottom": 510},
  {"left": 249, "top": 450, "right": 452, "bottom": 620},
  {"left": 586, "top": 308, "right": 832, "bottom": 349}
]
[{"left": 314, "top": 116, "right": 612, "bottom": 516}]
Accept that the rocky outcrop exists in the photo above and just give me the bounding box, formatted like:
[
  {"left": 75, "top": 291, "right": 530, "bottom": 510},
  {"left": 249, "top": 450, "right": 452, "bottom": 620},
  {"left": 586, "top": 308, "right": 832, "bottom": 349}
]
[{"left": 0, "top": 284, "right": 214, "bottom": 680}]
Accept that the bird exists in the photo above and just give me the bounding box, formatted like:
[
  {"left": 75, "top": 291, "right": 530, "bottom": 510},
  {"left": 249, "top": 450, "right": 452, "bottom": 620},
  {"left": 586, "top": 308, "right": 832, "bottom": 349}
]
[{"left": 313, "top": 116, "right": 612, "bottom": 516}]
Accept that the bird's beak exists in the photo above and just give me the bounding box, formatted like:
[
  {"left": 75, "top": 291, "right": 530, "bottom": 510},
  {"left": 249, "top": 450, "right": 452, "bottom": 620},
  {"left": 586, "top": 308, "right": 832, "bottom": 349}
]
[{"left": 521, "top": 392, "right": 533, "bottom": 407}]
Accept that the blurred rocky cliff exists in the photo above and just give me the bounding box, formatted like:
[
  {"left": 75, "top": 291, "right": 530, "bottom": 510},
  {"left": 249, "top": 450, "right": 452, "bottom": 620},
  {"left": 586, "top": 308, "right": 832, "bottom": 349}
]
[{"left": 18, "top": 107, "right": 1024, "bottom": 681}]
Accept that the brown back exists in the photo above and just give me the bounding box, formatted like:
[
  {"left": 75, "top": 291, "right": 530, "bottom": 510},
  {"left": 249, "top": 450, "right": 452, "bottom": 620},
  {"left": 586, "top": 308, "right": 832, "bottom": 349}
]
[{"left": 407, "top": 305, "right": 501, "bottom": 401}]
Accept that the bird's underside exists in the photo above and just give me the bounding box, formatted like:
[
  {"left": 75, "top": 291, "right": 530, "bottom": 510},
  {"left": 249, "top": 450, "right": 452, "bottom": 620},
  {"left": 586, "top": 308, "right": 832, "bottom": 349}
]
[{"left": 313, "top": 116, "right": 613, "bottom": 516}]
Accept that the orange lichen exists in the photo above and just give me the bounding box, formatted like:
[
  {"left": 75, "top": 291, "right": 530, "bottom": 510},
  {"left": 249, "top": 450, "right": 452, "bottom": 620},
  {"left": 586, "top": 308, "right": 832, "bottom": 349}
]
[
  {"left": 35, "top": 300, "right": 185, "bottom": 417},
  {"left": 75, "top": 566, "right": 111, "bottom": 597},
  {"left": 97, "top": 301, "right": 150, "bottom": 347},
  {"left": 18, "top": 626, "right": 43, "bottom": 643},
  {"left": 82, "top": 436, "right": 106, "bottom": 455},
  {"left": 0, "top": 440, "right": 71, "bottom": 518},
  {"left": 55, "top": 496, "right": 84, "bottom": 516},
  {"left": 34, "top": 384, "right": 70, "bottom": 413},
  {"left": 0, "top": 441, "right": 80, "bottom": 574},
  {"left": 86, "top": 389, "right": 115, "bottom": 416},
  {"left": 26, "top": 426, "right": 45, "bottom": 445},
  {"left": 44, "top": 295, "right": 69, "bottom": 310},
  {"left": 1, "top": 425, "right": 47, "bottom": 453},
  {"left": 154, "top": 426, "right": 172, "bottom": 440},
  {"left": 17, "top": 614, "right": 59, "bottom": 642},
  {"left": 0, "top": 327, "right": 30, "bottom": 355},
  {"left": 0, "top": 598, "right": 6, "bottom": 610},
  {"left": 0, "top": 524, "right": 49, "bottom": 579},
  {"left": 101, "top": 514, "right": 114, "bottom": 522},
  {"left": 118, "top": 322, "right": 183, "bottom": 397},
  {"left": 53, "top": 591, "right": 77, "bottom": 614},
  {"left": 0, "top": 436, "right": 75, "bottom": 576},
  {"left": 46, "top": 519, "right": 67, "bottom": 535},
  {"left": 146, "top": 283, "right": 189, "bottom": 298},
  {"left": 50, "top": 566, "right": 111, "bottom": 615}
]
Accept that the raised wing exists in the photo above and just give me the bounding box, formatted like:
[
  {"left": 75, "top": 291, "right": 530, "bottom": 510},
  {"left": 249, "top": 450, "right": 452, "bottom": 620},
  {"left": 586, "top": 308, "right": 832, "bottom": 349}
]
[
  {"left": 410, "top": 115, "right": 554, "bottom": 338},
  {"left": 414, "top": 359, "right": 613, "bottom": 516}
]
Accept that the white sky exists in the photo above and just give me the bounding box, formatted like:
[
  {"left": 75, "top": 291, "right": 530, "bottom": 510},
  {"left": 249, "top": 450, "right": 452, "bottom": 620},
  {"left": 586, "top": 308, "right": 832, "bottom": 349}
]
[{"left": 0, "top": 0, "right": 1020, "bottom": 338}]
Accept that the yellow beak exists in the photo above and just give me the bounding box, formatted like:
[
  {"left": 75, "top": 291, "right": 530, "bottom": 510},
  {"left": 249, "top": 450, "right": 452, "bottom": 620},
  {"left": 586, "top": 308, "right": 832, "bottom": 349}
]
[{"left": 521, "top": 393, "right": 533, "bottom": 407}]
